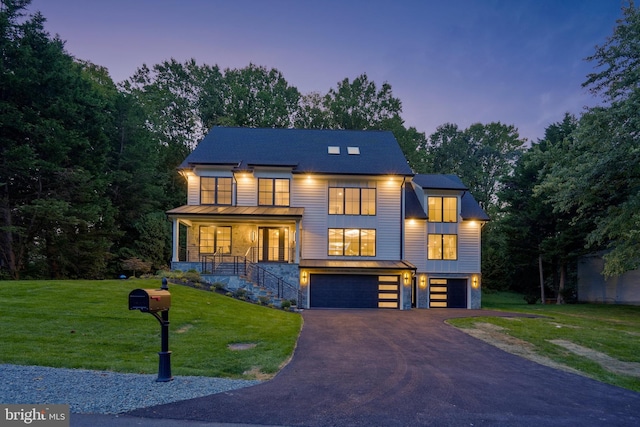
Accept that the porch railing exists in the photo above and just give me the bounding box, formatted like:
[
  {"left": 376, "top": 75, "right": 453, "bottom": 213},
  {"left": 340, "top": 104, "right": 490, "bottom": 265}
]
[{"left": 201, "top": 252, "right": 303, "bottom": 305}]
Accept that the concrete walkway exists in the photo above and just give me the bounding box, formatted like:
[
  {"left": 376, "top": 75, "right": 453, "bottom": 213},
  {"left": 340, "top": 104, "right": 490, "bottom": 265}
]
[{"left": 74, "top": 309, "right": 640, "bottom": 426}]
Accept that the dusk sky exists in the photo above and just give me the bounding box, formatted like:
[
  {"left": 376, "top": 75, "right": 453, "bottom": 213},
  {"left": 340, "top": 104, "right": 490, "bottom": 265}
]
[{"left": 29, "top": 0, "right": 625, "bottom": 143}]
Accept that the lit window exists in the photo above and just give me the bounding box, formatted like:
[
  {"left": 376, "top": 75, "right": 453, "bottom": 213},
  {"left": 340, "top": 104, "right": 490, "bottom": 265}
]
[
  {"left": 200, "top": 226, "right": 231, "bottom": 254},
  {"left": 201, "top": 177, "right": 232, "bottom": 205},
  {"left": 328, "top": 228, "right": 376, "bottom": 256},
  {"left": 428, "top": 234, "right": 457, "bottom": 260},
  {"left": 328, "top": 187, "right": 376, "bottom": 216},
  {"left": 259, "top": 178, "right": 289, "bottom": 206},
  {"left": 428, "top": 196, "right": 457, "bottom": 222}
]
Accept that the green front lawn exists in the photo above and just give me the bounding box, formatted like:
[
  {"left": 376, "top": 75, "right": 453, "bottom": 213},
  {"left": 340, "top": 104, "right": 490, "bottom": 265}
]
[
  {"left": 448, "top": 291, "right": 640, "bottom": 392},
  {"left": 0, "top": 279, "right": 302, "bottom": 379}
]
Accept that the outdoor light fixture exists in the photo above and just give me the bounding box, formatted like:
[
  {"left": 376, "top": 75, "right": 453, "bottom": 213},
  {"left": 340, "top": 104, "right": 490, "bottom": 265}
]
[
  {"left": 403, "top": 272, "right": 410, "bottom": 286},
  {"left": 301, "top": 271, "right": 308, "bottom": 285},
  {"left": 250, "top": 230, "right": 256, "bottom": 242},
  {"left": 472, "top": 276, "right": 479, "bottom": 289},
  {"left": 420, "top": 275, "right": 426, "bottom": 288}
]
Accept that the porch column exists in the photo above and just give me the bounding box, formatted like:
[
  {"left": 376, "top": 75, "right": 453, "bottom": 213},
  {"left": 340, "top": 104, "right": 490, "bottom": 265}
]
[{"left": 172, "top": 218, "right": 179, "bottom": 262}]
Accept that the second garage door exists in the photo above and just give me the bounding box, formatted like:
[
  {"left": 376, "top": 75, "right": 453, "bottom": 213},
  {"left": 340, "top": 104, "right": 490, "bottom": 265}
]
[
  {"left": 429, "top": 278, "right": 467, "bottom": 308},
  {"left": 310, "top": 274, "right": 399, "bottom": 309}
]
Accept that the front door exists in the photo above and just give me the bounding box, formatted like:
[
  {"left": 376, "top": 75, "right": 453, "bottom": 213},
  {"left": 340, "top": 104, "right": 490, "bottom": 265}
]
[{"left": 258, "top": 227, "right": 289, "bottom": 262}]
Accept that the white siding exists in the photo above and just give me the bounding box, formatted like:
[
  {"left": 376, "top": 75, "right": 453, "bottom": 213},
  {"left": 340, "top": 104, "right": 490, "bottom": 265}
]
[
  {"left": 457, "top": 220, "right": 481, "bottom": 272},
  {"left": 292, "top": 175, "right": 327, "bottom": 259},
  {"left": 235, "top": 173, "right": 256, "bottom": 206},
  {"left": 376, "top": 178, "right": 403, "bottom": 259},
  {"left": 405, "top": 220, "right": 427, "bottom": 271},
  {"left": 188, "top": 176, "right": 199, "bottom": 205}
]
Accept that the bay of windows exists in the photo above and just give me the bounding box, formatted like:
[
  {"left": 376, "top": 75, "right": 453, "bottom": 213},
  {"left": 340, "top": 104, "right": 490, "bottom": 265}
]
[
  {"left": 259, "top": 178, "right": 290, "bottom": 206},
  {"left": 201, "top": 177, "right": 232, "bottom": 205},
  {"left": 329, "top": 187, "right": 376, "bottom": 215},
  {"left": 428, "top": 196, "right": 457, "bottom": 222},
  {"left": 428, "top": 234, "right": 457, "bottom": 260},
  {"left": 328, "top": 228, "right": 376, "bottom": 256}
]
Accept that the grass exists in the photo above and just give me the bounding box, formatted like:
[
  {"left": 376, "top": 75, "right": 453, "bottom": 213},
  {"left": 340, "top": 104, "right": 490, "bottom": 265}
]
[
  {"left": 0, "top": 279, "right": 302, "bottom": 379},
  {"left": 448, "top": 291, "right": 640, "bottom": 392}
]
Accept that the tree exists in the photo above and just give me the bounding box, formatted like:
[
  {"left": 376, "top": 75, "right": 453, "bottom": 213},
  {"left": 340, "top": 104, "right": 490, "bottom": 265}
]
[
  {"left": 426, "top": 122, "right": 525, "bottom": 212},
  {"left": 221, "top": 63, "right": 300, "bottom": 128},
  {"left": 499, "top": 114, "right": 581, "bottom": 300},
  {"left": 541, "top": 2, "right": 640, "bottom": 278},
  {"left": 0, "top": 1, "right": 117, "bottom": 278},
  {"left": 323, "top": 73, "right": 403, "bottom": 130}
]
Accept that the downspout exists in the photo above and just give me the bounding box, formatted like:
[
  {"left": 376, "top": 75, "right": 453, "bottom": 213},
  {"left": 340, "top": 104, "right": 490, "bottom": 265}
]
[{"left": 400, "top": 177, "right": 406, "bottom": 260}]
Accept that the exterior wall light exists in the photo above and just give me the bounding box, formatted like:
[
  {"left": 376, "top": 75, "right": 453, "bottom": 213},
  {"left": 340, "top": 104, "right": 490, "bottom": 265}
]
[
  {"left": 301, "top": 271, "right": 308, "bottom": 285},
  {"left": 472, "top": 276, "right": 479, "bottom": 289},
  {"left": 403, "top": 272, "right": 410, "bottom": 286},
  {"left": 420, "top": 275, "right": 426, "bottom": 289}
]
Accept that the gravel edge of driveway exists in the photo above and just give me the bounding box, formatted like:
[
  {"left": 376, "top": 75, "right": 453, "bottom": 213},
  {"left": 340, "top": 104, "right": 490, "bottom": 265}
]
[{"left": 0, "top": 364, "right": 260, "bottom": 414}]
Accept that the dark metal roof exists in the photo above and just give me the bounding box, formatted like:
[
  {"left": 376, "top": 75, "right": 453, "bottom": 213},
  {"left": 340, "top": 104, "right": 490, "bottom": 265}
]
[
  {"left": 461, "top": 192, "right": 490, "bottom": 221},
  {"left": 299, "top": 259, "right": 416, "bottom": 270},
  {"left": 404, "top": 186, "right": 428, "bottom": 219},
  {"left": 167, "top": 205, "right": 304, "bottom": 218},
  {"left": 412, "top": 174, "right": 468, "bottom": 190},
  {"left": 181, "top": 127, "right": 414, "bottom": 176}
]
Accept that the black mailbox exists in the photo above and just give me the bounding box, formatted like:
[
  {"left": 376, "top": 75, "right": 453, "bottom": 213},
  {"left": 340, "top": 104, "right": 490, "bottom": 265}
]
[{"left": 129, "top": 288, "right": 171, "bottom": 312}]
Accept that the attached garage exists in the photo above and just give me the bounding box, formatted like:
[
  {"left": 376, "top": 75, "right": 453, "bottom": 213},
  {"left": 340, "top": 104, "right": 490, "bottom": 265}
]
[
  {"left": 309, "top": 274, "right": 400, "bottom": 309},
  {"left": 429, "top": 278, "right": 467, "bottom": 308},
  {"left": 300, "top": 259, "right": 416, "bottom": 310}
]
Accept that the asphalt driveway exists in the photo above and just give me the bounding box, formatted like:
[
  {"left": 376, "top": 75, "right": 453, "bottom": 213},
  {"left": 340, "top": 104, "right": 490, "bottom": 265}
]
[{"left": 114, "top": 309, "right": 640, "bottom": 426}]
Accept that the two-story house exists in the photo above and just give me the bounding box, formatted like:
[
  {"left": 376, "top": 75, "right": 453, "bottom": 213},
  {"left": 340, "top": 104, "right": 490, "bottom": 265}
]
[{"left": 167, "top": 127, "right": 488, "bottom": 309}]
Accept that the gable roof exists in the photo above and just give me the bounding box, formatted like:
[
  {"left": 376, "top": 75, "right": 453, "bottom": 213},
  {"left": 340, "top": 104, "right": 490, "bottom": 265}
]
[
  {"left": 408, "top": 175, "right": 490, "bottom": 221},
  {"left": 412, "top": 174, "right": 468, "bottom": 190},
  {"left": 181, "top": 127, "right": 413, "bottom": 176}
]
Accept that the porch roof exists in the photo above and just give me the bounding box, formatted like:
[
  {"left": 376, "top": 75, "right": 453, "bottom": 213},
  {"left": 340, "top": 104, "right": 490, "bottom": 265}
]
[
  {"left": 300, "top": 259, "right": 416, "bottom": 270},
  {"left": 167, "top": 205, "right": 304, "bottom": 218}
]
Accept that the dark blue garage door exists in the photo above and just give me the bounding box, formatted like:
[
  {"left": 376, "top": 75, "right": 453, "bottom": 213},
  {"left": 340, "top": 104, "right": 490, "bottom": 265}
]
[
  {"left": 310, "top": 274, "right": 378, "bottom": 308},
  {"left": 429, "top": 278, "right": 467, "bottom": 308}
]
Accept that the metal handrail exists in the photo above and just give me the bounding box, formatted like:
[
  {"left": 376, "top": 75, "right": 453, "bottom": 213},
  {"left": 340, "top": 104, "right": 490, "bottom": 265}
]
[{"left": 201, "top": 252, "right": 303, "bottom": 305}]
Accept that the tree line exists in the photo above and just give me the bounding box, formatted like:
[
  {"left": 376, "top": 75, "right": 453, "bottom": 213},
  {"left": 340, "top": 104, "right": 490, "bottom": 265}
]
[{"left": 1, "top": 0, "right": 638, "bottom": 302}]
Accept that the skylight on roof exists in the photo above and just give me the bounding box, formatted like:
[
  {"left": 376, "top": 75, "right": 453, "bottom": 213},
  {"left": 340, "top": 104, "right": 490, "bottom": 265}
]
[
  {"left": 347, "top": 146, "right": 360, "bottom": 155},
  {"left": 328, "top": 146, "right": 340, "bottom": 155}
]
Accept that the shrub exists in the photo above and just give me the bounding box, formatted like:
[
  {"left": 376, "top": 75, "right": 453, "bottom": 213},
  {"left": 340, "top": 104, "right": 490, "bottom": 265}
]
[{"left": 281, "top": 300, "right": 292, "bottom": 309}]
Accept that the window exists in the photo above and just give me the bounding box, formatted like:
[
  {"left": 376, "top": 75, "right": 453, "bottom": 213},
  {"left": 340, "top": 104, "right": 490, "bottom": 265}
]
[
  {"left": 428, "top": 196, "right": 457, "bottom": 222},
  {"left": 328, "top": 228, "right": 376, "bottom": 256},
  {"left": 259, "top": 178, "right": 290, "bottom": 206},
  {"left": 428, "top": 234, "right": 457, "bottom": 260},
  {"left": 328, "top": 187, "right": 376, "bottom": 215},
  {"left": 200, "top": 226, "right": 231, "bottom": 254},
  {"left": 201, "top": 177, "right": 232, "bottom": 205}
]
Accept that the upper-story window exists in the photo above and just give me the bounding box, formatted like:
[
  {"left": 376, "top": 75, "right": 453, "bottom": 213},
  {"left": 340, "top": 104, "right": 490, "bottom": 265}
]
[
  {"left": 428, "top": 196, "right": 457, "bottom": 222},
  {"left": 329, "top": 187, "right": 376, "bottom": 215},
  {"left": 428, "top": 234, "right": 457, "bottom": 260},
  {"left": 259, "top": 178, "right": 290, "bottom": 206},
  {"left": 201, "top": 177, "right": 232, "bottom": 205}
]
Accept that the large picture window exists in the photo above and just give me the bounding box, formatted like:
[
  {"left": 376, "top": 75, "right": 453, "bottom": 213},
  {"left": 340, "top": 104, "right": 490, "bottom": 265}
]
[
  {"left": 428, "top": 234, "right": 457, "bottom": 260},
  {"left": 328, "top": 228, "right": 376, "bottom": 256},
  {"left": 200, "top": 226, "right": 232, "bottom": 254},
  {"left": 201, "top": 177, "right": 232, "bottom": 205},
  {"left": 428, "top": 196, "right": 457, "bottom": 222},
  {"left": 259, "top": 178, "right": 290, "bottom": 206},
  {"left": 329, "top": 187, "right": 376, "bottom": 215}
]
